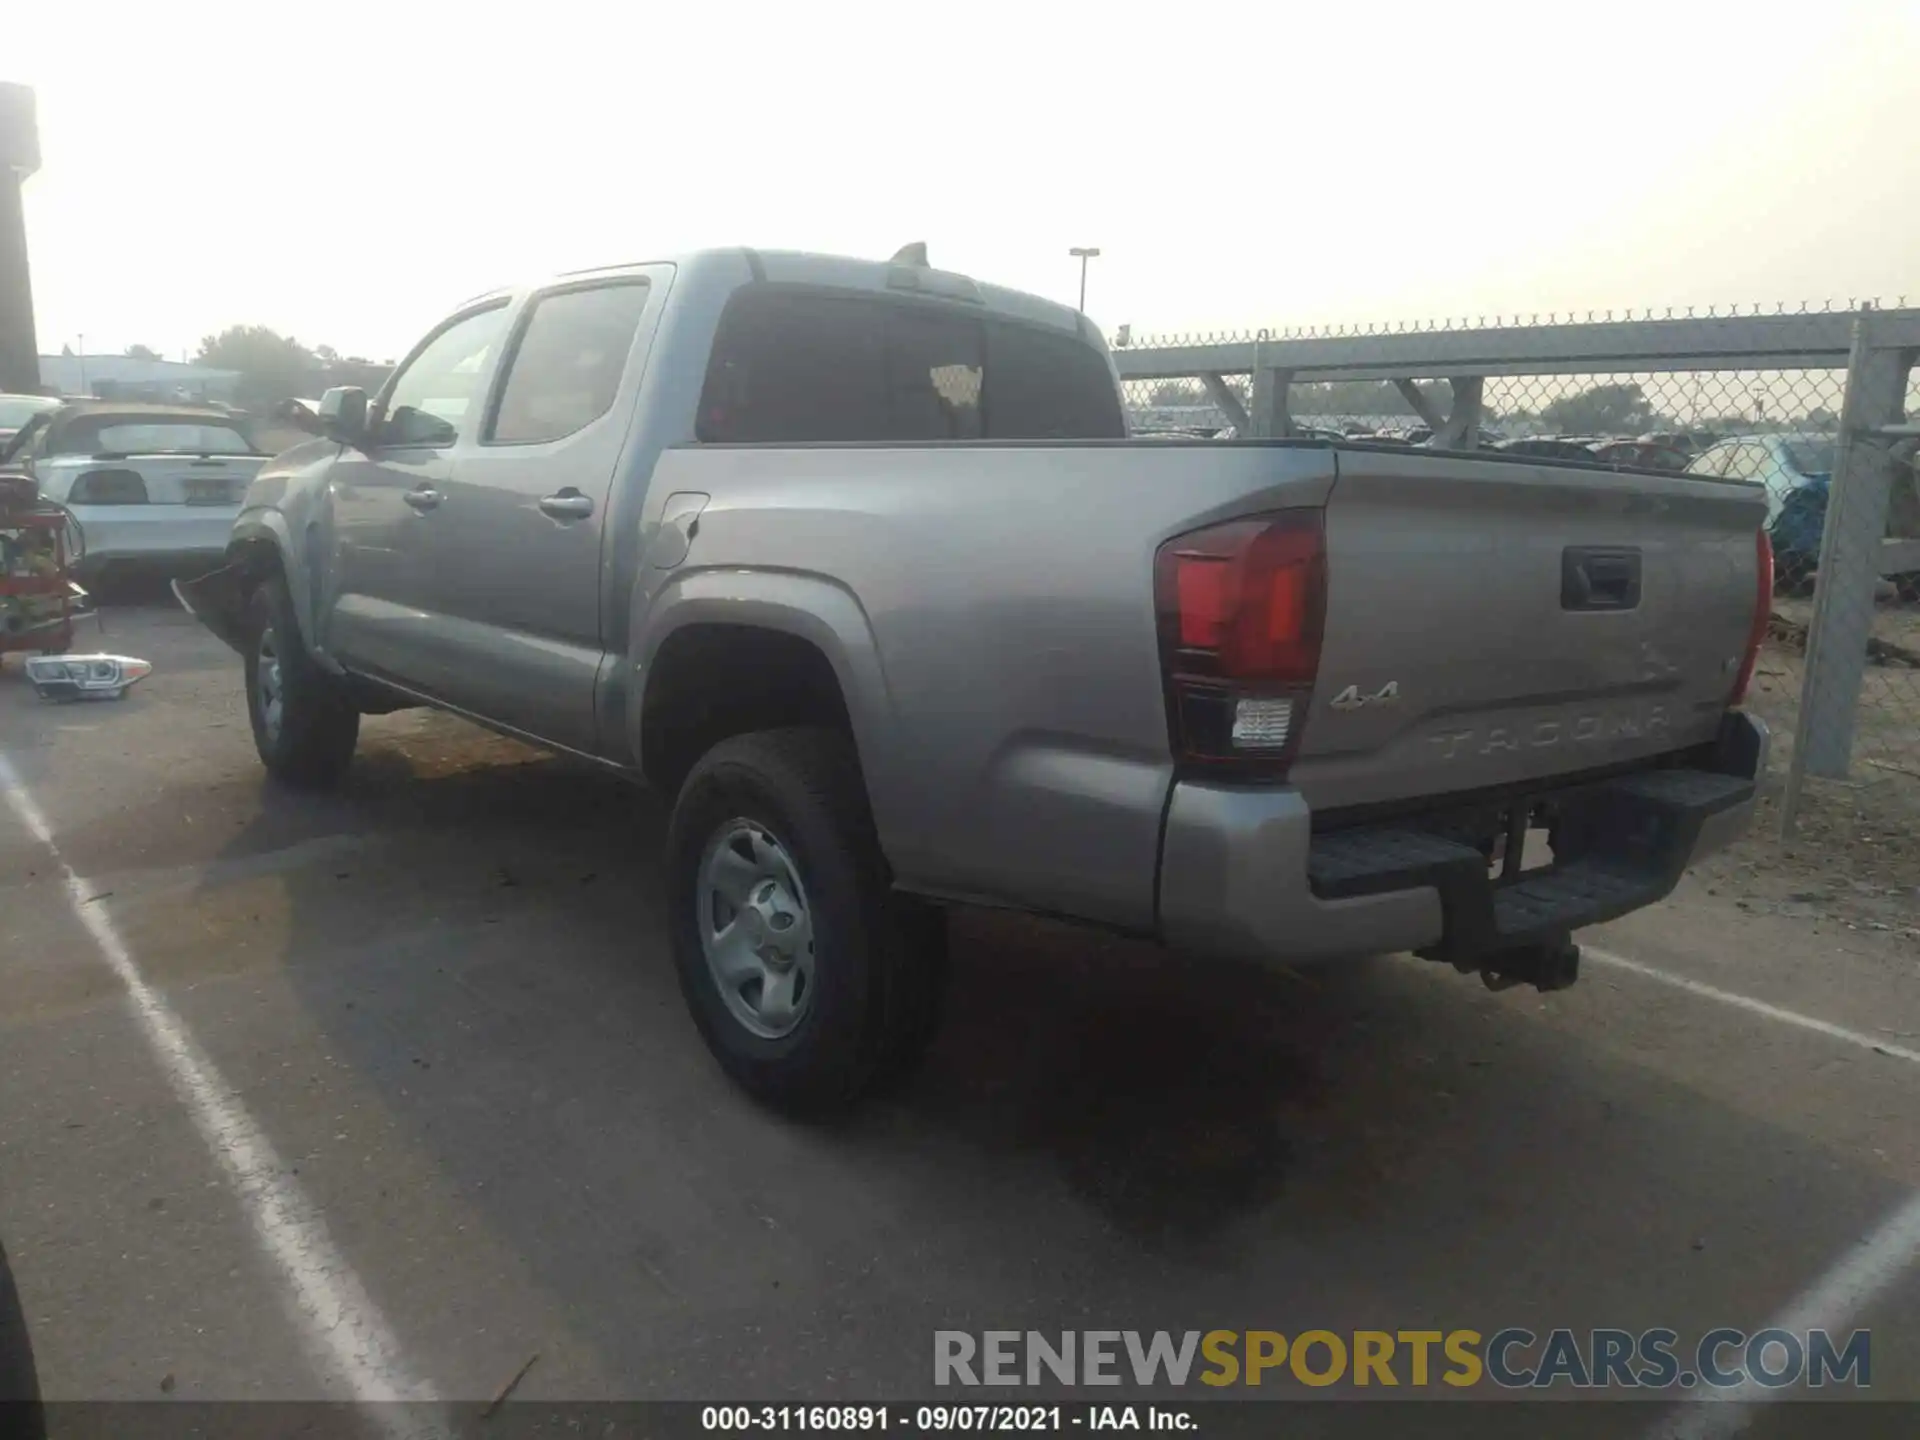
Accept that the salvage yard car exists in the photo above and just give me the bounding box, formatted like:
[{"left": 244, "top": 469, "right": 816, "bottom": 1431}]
[
  {"left": 1686, "top": 433, "right": 1836, "bottom": 585},
  {"left": 0, "top": 392, "right": 60, "bottom": 450},
  {"left": 0, "top": 401, "right": 270, "bottom": 581},
  {"left": 176, "top": 247, "right": 1774, "bottom": 1110}
]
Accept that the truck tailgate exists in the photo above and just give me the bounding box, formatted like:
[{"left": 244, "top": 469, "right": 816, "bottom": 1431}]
[{"left": 1289, "top": 447, "right": 1768, "bottom": 814}]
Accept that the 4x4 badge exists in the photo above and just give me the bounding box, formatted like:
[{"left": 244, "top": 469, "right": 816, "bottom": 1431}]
[{"left": 1329, "top": 681, "right": 1400, "bottom": 711}]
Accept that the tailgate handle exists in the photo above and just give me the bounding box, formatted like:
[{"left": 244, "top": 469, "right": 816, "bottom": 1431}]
[{"left": 1562, "top": 547, "right": 1641, "bottom": 611}]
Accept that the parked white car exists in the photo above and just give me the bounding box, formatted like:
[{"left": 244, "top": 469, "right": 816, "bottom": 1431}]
[
  {"left": 0, "top": 402, "right": 270, "bottom": 577},
  {"left": 0, "top": 392, "right": 60, "bottom": 449}
]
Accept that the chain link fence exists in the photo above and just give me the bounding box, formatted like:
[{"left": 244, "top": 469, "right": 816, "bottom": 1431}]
[{"left": 1113, "top": 304, "right": 1920, "bottom": 833}]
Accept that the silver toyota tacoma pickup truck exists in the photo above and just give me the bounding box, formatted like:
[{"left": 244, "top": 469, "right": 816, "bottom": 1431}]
[{"left": 177, "top": 247, "right": 1773, "bottom": 1109}]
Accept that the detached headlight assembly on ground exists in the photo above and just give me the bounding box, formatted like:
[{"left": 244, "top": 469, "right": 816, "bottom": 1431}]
[{"left": 24, "top": 653, "right": 152, "bottom": 702}]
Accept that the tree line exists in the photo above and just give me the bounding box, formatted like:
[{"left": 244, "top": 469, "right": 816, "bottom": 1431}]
[{"left": 116, "top": 327, "right": 393, "bottom": 410}]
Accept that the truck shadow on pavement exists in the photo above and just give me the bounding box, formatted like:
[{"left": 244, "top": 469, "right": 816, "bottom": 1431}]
[
  {"left": 187, "top": 720, "right": 1920, "bottom": 1396},
  {"left": 900, "top": 912, "right": 1328, "bottom": 1240},
  {"left": 214, "top": 730, "right": 1339, "bottom": 1246}
]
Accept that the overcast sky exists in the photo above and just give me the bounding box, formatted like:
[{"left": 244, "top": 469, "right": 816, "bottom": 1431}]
[{"left": 9, "top": 0, "right": 1918, "bottom": 363}]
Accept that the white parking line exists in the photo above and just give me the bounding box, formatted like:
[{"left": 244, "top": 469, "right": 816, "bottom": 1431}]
[
  {"left": 1585, "top": 943, "right": 1920, "bottom": 1437},
  {"left": 0, "top": 754, "right": 444, "bottom": 1430},
  {"left": 1646, "top": 1187, "right": 1920, "bottom": 1439},
  {"left": 1585, "top": 945, "right": 1920, "bottom": 1066}
]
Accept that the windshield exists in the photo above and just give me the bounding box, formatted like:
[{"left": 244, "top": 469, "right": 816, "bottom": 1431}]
[
  {"left": 0, "top": 395, "right": 58, "bottom": 430},
  {"left": 49, "top": 416, "right": 263, "bottom": 457},
  {"left": 1783, "top": 438, "right": 1835, "bottom": 476}
]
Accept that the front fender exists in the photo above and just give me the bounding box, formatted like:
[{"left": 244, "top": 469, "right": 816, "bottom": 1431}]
[
  {"left": 627, "top": 568, "right": 904, "bottom": 833},
  {"left": 170, "top": 505, "right": 307, "bottom": 654},
  {"left": 201, "top": 439, "right": 343, "bottom": 654},
  {"left": 172, "top": 563, "right": 252, "bottom": 654}
]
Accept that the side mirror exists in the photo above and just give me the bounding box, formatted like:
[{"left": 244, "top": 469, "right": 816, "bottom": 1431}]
[{"left": 317, "top": 387, "right": 369, "bottom": 443}]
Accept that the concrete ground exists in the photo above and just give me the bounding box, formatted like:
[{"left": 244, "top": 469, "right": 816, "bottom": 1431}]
[{"left": 1, "top": 597, "right": 1917, "bottom": 1435}]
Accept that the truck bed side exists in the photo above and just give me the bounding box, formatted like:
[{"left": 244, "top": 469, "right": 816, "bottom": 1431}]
[
  {"left": 637, "top": 439, "right": 1339, "bottom": 929},
  {"left": 637, "top": 437, "right": 1766, "bottom": 937}
]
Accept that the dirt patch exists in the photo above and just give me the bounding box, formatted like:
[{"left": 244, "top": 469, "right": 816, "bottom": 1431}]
[
  {"left": 1706, "top": 626, "right": 1920, "bottom": 946},
  {"left": 1692, "top": 781, "right": 1920, "bottom": 944}
]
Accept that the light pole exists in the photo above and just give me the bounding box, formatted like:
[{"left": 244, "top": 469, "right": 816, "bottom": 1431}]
[{"left": 1069, "top": 247, "right": 1100, "bottom": 313}]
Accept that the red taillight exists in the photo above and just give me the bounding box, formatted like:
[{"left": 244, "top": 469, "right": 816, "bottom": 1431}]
[
  {"left": 1155, "top": 511, "right": 1327, "bottom": 767},
  {"left": 1175, "top": 555, "right": 1231, "bottom": 649},
  {"left": 1729, "top": 527, "right": 1773, "bottom": 706}
]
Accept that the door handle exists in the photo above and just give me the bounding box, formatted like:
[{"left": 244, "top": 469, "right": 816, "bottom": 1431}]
[
  {"left": 1561, "top": 546, "right": 1642, "bottom": 610},
  {"left": 403, "top": 486, "right": 442, "bottom": 512},
  {"left": 538, "top": 489, "right": 595, "bottom": 521}
]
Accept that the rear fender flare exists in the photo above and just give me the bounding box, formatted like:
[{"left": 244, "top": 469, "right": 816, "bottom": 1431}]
[{"left": 630, "top": 570, "right": 902, "bottom": 828}]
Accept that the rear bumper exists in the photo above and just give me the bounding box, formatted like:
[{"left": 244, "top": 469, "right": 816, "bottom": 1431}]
[
  {"left": 69, "top": 504, "right": 239, "bottom": 568},
  {"left": 1157, "top": 711, "right": 1768, "bottom": 966}
]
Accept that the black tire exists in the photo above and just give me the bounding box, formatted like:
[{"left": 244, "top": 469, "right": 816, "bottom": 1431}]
[
  {"left": 243, "top": 571, "right": 359, "bottom": 789},
  {"left": 665, "top": 727, "right": 947, "bottom": 1111}
]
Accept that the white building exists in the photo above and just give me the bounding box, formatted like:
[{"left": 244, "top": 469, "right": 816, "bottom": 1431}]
[{"left": 36, "top": 353, "right": 241, "bottom": 403}]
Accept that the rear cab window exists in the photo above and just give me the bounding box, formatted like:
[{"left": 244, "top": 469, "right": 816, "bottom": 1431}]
[{"left": 697, "top": 285, "right": 1123, "bottom": 443}]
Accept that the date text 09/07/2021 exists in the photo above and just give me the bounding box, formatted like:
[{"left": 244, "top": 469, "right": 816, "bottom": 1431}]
[{"left": 701, "top": 1406, "right": 1190, "bottom": 1433}]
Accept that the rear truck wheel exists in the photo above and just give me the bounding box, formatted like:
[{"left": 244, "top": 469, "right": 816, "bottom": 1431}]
[
  {"left": 243, "top": 572, "right": 359, "bottom": 789},
  {"left": 666, "top": 727, "right": 947, "bottom": 1112}
]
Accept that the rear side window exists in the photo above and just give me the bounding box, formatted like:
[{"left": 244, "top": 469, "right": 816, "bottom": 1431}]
[
  {"left": 697, "top": 285, "right": 1120, "bottom": 443},
  {"left": 488, "top": 280, "right": 650, "bottom": 445}
]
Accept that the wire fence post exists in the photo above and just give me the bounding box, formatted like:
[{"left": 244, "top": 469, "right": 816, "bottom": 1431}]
[
  {"left": 1779, "top": 308, "right": 1914, "bottom": 832},
  {"left": 1249, "top": 358, "right": 1294, "bottom": 438}
]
